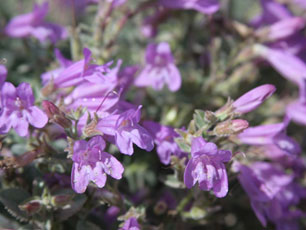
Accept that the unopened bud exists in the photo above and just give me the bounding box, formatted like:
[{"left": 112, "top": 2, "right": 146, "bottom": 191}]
[
  {"left": 42, "top": 100, "right": 72, "bottom": 129},
  {"left": 19, "top": 200, "right": 42, "bottom": 215},
  {"left": 15, "top": 150, "right": 38, "bottom": 167},
  {"left": 213, "top": 119, "right": 249, "bottom": 136},
  {"left": 233, "top": 84, "right": 276, "bottom": 114},
  {"left": 52, "top": 194, "right": 74, "bottom": 207}
]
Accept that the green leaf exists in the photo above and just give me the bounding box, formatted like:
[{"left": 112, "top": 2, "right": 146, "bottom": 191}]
[
  {"left": 54, "top": 194, "right": 87, "bottom": 221},
  {"left": 163, "top": 175, "right": 185, "bottom": 189},
  {"left": 0, "top": 188, "right": 31, "bottom": 222},
  {"left": 175, "top": 138, "right": 191, "bottom": 153},
  {"left": 194, "top": 110, "right": 206, "bottom": 129},
  {"left": 76, "top": 220, "right": 101, "bottom": 230}
]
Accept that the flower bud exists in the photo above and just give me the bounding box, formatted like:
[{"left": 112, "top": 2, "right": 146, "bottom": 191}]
[
  {"left": 19, "top": 200, "right": 42, "bottom": 215},
  {"left": 51, "top": 194, "right": 74, "bottom": 207},
  {"left": 233, "top": 84, "right": 276, "bottom": 114},
  {"left": 42, "top": 100, "right": 72, "bottom": 129},
  {"left": 213, "top": 119, "right": 249, "bottom": 136},
  {"left": 15, "top": 150, "right": 38, "bottom": 167}
]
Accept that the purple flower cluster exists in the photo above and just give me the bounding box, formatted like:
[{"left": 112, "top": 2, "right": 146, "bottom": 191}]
[
  {"left": 40, "top": 47, "right": 162, "bottom": 192},
  {"left": 1, "top": 0, "right": 305, "bottom": 228},
  {"left": 251, "top": 0, "right": 306, "bottom": 127}
]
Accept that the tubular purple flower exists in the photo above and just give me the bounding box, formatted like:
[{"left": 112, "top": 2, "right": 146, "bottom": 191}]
[
  {"left": 5, "top": 2, "right": 67, "bottom": 43},
  {"left": 233, "top": 84, "right": 276, "bottom": 114},
  {"left": 184, "top": 137, "right": 232, "bottom": 198},
  {"left": 159, "top": 0, "right": 220, "bottom": 14},
  {"left": 255, "top": 17, "right": 305, "bottom": 42},
  {"left": 233, "top": 161, "right": 304, "bottom": 229},
  {"left": 234, "top": 162, "right": 293, "bottom": 202},
  {"left": 254, "top": 45, "right": 306, "bottom": 85},
  {"left": 238, "top": 119, "right": 301, "bottom": 156},
  {"left": 71, "top": 136, "right": 124, "bottom": 193},
  {"left": 134, "top": 42, "right": 182, "bottom": 92},
  {"left": 0, "top": 82, "right": 48, "bottom": 137},
  {"left": 118, "top": 65, "right": 138, "bottom": 96},
  {"left": 250, "top": 0, "right": 291, "bottom": 27},
  {"left": 143, "top": 121, "right": 185, "bottom": 165},
  {"left": 64, "top": 83, "right": 120, "bottom": 113},
  {"left": 286, "top": 101, "right": 306, "bottom": 126},
  {"left": 97, "top": 106, "right": 154, "bottom": 155},
  {"left": 41, "top": 49, "right": 73, "bottom": 86},
  {"left": 52, "top": 48, "right": 112, "bottom": 89},
  {"left": 53, "top": 48, "right": 92, "bottom": 88}
]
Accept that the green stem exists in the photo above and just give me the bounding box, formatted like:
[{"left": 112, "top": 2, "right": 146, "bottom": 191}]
[{"left": 176, "top": 190, "right": 193, "bottom": 213}]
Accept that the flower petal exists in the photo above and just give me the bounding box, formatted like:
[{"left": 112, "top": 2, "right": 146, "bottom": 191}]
[
  {"left": 100, "top": 151, "right": 124, "bottom": 179},
  {"left": 26, "top": 106, "right": 48, "bottom": 128},
  {"left": 71, "top": 163, "right": 91, "bottom": 193}
]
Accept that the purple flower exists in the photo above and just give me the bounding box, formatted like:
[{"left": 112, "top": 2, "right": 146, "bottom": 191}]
[
  {"left": 41, "top": 49, "right": 73, "bottom": 86},
  {"left": 286, "top": 100, "right": 306, "bottom": 126},
  {"left": 250, "top": 0, "right": 291, "bottom": 27},
  {"left": 71, "top": 136, "right": 124, "bottom": 193},
  {"left": 5, "top": 2, "right": 67, "bottom": 43},
  {"left": 254, "top": 45, "right": 306, "bottom": 85},
  {"left": 52, "top": 48, "right": 91, "bottom": 88},
  {"left": 0, "top": 82, "right": 48, "bottom": 137},
  {"left": 234, "top": 162, "right": 304, "bottom": 230},
  {"left": 120, "top": 217, "right": 140, "bottom": 230},
  {"left": 65, "top": 83, "right": 120, "bottom": 113},
  {"left": 238, "top": 119, "right": 301, "bottom": 156},
  {"left": 233, "top": 84, "right": 276, "bottom": 114},
  {"left": 134, "top": 42, "right": 182, "bottom": 92},
  {"left": 255, "top": 17, "right": 305, "bottom": 42},
  {"left": 97, "top": 106, "right": 154, "bottom": 155},
  {"left": 117, "top": 65, "right": 138, "bottom": 96},
  {"left": 51, "top": 48, "right": 111, "bottom": 89},
  {"left": 143, "top": 121, "right": 186, "bottom": 165},
  {"left": 159, "top": 0, "right": 219, "bottom": 14},
  {"left": 104, "top": 206, "right": 121, "bottom": 226},
  {"left": 184, "top": 137, "right": 232, "bottom": 198},
  {"left": 234, "top": 162, "right": 293, "bottom": 202}
]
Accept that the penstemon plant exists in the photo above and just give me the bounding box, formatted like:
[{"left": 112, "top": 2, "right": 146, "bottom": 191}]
[{"left": 0, "top": 0, "right": 305, "bottom": 230}]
